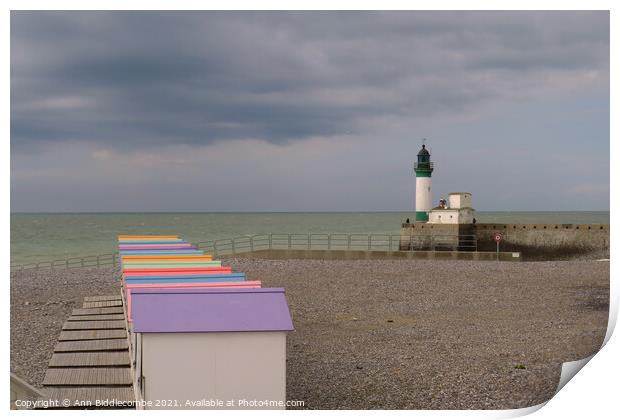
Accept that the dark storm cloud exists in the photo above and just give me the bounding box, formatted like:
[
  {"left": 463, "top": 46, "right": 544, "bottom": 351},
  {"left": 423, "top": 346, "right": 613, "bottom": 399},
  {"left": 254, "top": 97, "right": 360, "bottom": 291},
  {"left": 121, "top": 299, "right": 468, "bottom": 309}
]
[{"left": 11, "top": 11, "right": 609, "bottom": 150}]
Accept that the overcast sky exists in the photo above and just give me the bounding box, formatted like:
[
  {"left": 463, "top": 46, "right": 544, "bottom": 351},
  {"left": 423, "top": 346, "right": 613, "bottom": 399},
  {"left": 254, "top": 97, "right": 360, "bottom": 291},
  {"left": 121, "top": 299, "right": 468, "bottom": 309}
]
[{"left": 11, "top": 11, "right": 609, "bottom": 212}]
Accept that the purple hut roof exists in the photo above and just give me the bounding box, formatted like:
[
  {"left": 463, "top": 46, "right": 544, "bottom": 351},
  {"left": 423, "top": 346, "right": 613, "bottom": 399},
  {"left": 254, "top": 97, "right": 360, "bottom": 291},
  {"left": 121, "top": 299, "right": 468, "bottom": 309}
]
[{"left": 131, "top": 288, "right": 294, "bottom": 333}]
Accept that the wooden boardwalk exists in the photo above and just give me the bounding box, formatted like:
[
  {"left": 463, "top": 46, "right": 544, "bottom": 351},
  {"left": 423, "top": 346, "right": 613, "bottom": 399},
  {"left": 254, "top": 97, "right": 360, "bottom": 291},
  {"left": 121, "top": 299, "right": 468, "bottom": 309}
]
[
  {"left": 72, "top": 307, "right": 124, "bottom": 315},
  {"left": 41, "top": 295, "right": 135, "bottom": 409},
  {"left": 67, "top": 314, "right": 125, "bottom": 321},
  {"left": 54, "top": 339, "right": 129, "bottom": 353},
  {"left": 59, "top": 329, "right": 128, "bottom": 341},
  {"left": 82, "top": 300, "right": 123, "bottom": 309},
  {"left": 83, "top": 295, "right": 123, "bottom": 302},
  {"left": 62, "top": 320, "right": 126, "bottom": 330},
  {"left": 49, "top": 352, "right": 130, "bottom": 367}
]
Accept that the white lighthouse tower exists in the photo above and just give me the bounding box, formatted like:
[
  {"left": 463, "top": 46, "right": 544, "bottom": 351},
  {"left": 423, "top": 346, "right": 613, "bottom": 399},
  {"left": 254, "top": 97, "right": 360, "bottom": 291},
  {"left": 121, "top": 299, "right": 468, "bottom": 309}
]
[{"left": 414, "top": 143, "right": 433, "bottom": 222}]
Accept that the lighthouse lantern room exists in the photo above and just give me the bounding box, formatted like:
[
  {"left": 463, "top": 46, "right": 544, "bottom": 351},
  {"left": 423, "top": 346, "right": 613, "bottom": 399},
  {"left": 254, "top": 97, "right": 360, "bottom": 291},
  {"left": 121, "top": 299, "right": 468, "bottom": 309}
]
[{"left": 414, "top": 144, "right": 434, "bottom": 221}]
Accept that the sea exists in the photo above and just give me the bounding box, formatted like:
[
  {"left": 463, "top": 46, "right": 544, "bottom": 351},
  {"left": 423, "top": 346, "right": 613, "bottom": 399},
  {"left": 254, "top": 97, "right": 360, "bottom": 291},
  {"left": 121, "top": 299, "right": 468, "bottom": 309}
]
[{"left": 10, "top": 211, "right": 609, "bottom": 266}]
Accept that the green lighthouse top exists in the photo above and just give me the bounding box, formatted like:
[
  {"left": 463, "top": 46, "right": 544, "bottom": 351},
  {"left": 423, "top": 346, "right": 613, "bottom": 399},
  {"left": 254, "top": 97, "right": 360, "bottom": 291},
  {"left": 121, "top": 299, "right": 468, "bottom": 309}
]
[{"left": 414, "top": 144, "right": 434, "bottom": 176}]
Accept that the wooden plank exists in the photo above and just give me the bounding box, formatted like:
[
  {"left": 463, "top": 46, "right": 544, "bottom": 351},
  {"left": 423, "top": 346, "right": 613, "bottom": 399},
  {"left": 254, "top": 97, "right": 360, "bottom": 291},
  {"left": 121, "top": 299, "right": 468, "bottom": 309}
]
[
  {"left": 59, "top": 330, "right": 127, "bottom": 341},
  {"left": 49, "top": 352, "right": 130, "bottom": 367},
  {"left": 83, "top": 295, "right": 122, "bottom": 302},
  {"left": 54, "top": 339, "right": 129, "bottom": 353},
  {"left": 42, "top": 387, "right": 135, "bottom": 407},
  {"left": 42, "top": 367, "right": 132, "bottom": 386},
  {"left": 82, "top": 300, "right": 122, "bottom": 309},
  {"left": 72, "top": 307, "right": 123, "bottom": 315},
  {"left": 68, "top": 314, "right": 125, "bottom": 322},
  {"left": 62, "top": 320, "right": 126, "bottom": 331}
]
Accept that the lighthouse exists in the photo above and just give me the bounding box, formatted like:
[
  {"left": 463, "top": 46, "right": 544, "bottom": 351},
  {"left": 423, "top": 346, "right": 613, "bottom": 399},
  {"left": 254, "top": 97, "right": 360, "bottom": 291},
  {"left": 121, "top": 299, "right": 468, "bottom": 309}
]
[{"left": 414, "top": 144, "right": 433, "bottom": 221}]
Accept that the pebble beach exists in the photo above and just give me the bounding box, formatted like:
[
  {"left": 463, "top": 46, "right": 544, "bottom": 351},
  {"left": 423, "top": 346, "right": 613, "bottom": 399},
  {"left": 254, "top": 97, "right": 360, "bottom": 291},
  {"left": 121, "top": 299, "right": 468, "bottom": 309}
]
[{"left": 10, "top": 258, "right": 609, "bottom": 409}]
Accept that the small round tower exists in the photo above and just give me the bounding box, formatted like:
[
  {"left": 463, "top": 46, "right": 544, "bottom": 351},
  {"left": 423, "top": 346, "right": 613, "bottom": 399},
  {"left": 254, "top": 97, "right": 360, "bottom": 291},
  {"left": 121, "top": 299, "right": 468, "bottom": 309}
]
[{"left": 414, "top": 144, "right": 434, "bottom": 221}]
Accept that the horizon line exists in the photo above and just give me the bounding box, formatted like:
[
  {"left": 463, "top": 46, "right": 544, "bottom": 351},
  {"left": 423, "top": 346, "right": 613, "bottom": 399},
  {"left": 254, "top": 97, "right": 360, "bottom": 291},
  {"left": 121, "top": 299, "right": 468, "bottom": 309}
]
[{"left": 10, "top": 210, "right": 610, "bottom": 215}]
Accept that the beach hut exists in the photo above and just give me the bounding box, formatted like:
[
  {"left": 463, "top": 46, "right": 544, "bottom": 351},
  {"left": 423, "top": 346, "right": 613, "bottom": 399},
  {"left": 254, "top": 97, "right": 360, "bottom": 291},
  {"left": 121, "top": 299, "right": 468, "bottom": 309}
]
[
  {"left": 123, "top": 271, "right": 252, "bottom": 320},
  {"left": 123, "top": 267, "right": 234, "bottom": 276},
  {"left": 124, "top": 273, "right": 247, "bottom": 284},
  {"left": 131, "top": 288, "right": 294, "bottom": 409},
  {"left": 124, "top": 280, "right": 262, "bottom": 320},
  {"left": 120, "top": 253, "right": 221, "bottom": 269},
  {"left": 122, "top": 260, "right": 223, "bottom": 269}
]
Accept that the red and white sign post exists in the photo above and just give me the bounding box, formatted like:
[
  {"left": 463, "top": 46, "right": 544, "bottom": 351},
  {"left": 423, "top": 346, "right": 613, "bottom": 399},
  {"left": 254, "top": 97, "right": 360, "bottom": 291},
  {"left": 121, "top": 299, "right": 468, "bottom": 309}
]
[{"left": 493, "top": 232, "right": 503, "bottom": 261}]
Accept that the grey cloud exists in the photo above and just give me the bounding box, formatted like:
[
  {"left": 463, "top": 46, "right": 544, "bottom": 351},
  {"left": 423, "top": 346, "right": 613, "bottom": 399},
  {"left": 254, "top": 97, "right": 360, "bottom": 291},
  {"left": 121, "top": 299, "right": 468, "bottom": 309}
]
[{"left": 11, "top": 11, "right": 609, "bottom": 152}]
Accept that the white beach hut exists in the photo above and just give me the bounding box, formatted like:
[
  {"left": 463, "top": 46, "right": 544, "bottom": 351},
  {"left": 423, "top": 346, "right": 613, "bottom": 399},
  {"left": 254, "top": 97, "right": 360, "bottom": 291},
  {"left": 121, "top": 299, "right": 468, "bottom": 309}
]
[{"left": 131, "top": 287, "right": 294, "bottom": 410}]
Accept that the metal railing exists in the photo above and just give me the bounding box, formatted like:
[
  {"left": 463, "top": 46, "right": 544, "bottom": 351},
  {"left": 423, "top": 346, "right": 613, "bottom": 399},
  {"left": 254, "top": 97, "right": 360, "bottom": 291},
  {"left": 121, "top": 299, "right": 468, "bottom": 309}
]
[
  {"left": 10, "top": 253, "right": 119, "bottom": 272},
  {"left": 193, "top": 233, "right": 477, "bottom": 255},
  {"left": 11, "top": 233, "right": 476, "bottom": 272},
  {"left": 414, "top": 161, "right": 434, "bottom": 171}
]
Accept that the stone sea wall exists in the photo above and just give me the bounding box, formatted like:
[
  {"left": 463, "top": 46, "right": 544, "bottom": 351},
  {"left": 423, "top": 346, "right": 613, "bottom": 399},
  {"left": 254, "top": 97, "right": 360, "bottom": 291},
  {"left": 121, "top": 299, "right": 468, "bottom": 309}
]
[
  {"left": 399, "top": 222, "right": 609, "bottom": 259},
  {"left": 474, "top": 223, "right": 609, "bottom": 259}
]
